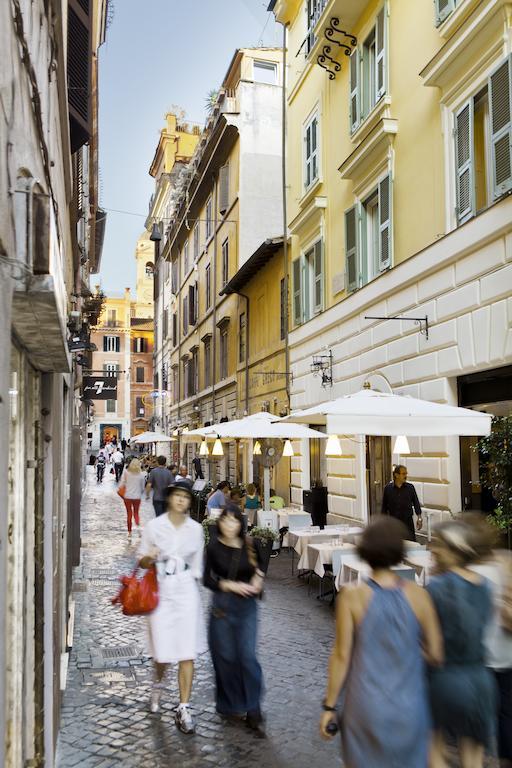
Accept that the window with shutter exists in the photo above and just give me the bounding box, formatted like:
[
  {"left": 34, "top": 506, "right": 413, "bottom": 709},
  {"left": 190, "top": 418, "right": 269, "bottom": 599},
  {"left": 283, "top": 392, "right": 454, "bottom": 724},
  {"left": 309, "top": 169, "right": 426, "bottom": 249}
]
[
  {"left": 489, "top": 57, "right": 512, "bottom": 199},
  {"left": 219, "top": 164, "right": 230, "bottom": 214},
  {"left": 280, "top": 278, "right": 286, "bottom": 341},
  {"left": 222, "top": 239, "right": 229, "bottom": 285},
  {"left": 292, "top": 258, "right": 302, "bottom": 326},
  {"left": 350, "top": 49, "right": 360, "bottom": 132},
  {"left": 136, "top": 366, "right": 144, "bottom": 383},
  {"left": 435, "top": 0, "right": 455, "bottom": 26},
  {"left": 206, "top": 197, "right": 213, "bottom": 240},
  {"left": 163, "top": 309, "right": 168, "bottom": 339},
  {"left": 206, "top": 263, "right": 211, "bottom": 309},
  {"left": 239, "top": 312, "right": 246, "bottom": 363},
  {"left": 376, "top": 7, "right": 386, "bottom": 99},
  {"left": 171, "top": 259, "right": 178, "bottom": 293},
  {"left": 189, "top": 284, "right": 196, "bottom": 326},
  {"left": 378, "top": 175, "right": 392, "bottom": 270},
  {"left": 183, "top": 296, "right": 189, "bottom": 335},
  {"left": 193, "top": 223, "right": 200, "bottom": 261},
  {"left": 204, "top": 341, "right": 211, "bottom": 388},
  {"left": 345, "top": 205, "right": 360, "bottom": 292},
  {"left": 313, "top": 241, "right": 323, "bottom": 314},
  {"left": 455, "top": 101, "right": 474, "bottom": 223},
  {"left": 172, "top": 314, "right": 177, "bottom": 347},
  {"left": 304, "top": 112, "right": 319, "bottom": 190},
  {"left": 183, "top": 241, "right": 189, "bottom": 274}
]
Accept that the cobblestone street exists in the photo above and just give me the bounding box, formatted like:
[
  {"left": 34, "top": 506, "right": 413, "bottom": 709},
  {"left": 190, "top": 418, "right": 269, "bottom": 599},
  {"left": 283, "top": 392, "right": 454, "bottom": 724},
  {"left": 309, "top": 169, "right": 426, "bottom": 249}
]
[{"left": 56, "top": 468, "right": 341, "bottom": 768}]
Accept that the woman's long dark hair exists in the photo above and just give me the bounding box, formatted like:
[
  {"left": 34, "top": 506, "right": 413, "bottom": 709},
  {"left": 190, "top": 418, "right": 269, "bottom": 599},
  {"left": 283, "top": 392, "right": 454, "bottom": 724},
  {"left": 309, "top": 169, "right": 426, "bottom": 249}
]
[{"left": 217, "top": 503, "right": 258, "bottom": 568}]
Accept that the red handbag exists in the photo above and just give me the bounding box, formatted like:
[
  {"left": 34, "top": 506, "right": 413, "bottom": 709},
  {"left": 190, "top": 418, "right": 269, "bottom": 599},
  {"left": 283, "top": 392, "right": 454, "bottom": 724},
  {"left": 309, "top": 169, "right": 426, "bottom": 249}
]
[{"left": 111, "top": 565, "right": 159, "bottom": 615}]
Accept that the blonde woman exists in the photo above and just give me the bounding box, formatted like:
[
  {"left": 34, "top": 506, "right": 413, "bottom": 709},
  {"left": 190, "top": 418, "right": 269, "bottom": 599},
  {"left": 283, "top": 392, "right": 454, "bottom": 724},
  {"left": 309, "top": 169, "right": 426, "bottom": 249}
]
[{"left": 119, "top": 458, "right": 145, "bottom": 538}]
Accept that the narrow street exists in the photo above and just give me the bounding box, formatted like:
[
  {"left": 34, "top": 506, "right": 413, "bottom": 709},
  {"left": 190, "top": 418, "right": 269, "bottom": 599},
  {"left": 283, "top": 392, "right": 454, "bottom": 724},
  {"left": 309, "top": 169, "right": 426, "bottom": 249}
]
[{"left": 56, "top": 468, "right": 341, "bottom": 768}]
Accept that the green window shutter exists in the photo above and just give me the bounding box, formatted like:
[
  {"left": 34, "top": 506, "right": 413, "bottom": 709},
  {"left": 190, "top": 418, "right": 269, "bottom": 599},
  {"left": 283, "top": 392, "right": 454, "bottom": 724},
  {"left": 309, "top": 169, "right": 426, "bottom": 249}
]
[
  {"left": 378, "top": 175, "right": 392, "bottom": 270},
  {"left": 349, "top": 49, "right": 360, "bottom": 133},
  {"left": 376, "top": 7, "right": 387, "bottom": 100},
  {"left": 435, "top": 0, "right": 455, "bottom": 27},
  {"left": 455, "top": 100, "right": 474, "bottom": 223},
  {"left": 345, "top": 205, "right": 360, "bottom": 292},
  {"left": 313, "top": 240, "right": 323, "bottom": 314},
  {"left": 292, "top": 258, "right": 302, "bottom": 325},
  {"left": 489, "top": 57, "right": 512, "bottom": 199},
  {"left": 219, "top": 164, "right": 229, "bottom": 214}
]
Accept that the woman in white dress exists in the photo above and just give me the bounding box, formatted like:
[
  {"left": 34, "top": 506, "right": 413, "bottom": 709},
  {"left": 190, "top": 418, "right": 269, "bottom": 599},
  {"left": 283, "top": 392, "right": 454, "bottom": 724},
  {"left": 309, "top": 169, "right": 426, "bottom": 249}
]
[{"left": 138, "top": 481, "right": 206, "bottom": 734}]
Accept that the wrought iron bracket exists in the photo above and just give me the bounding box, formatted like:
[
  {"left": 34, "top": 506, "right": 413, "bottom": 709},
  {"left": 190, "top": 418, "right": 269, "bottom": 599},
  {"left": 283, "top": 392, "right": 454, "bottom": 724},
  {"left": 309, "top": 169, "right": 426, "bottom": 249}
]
[
  {"left": 325, "top": 18, "right": 357, "bottom": 56},
  {"left": 364, "top": 315, "right": 430, "bottom": 340},
  {"left": 317, "top": 46, "right": 340, "bottom": 80},
  {"left": 311, "top": 351, "right": 333, "bottom": 388}
]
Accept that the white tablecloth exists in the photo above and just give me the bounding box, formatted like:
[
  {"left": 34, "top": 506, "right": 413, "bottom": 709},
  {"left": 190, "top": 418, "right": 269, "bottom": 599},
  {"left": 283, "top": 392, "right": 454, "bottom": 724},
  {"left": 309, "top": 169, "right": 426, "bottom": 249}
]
[
  {"left": 304, "top": 542, "right": 357, "bottom": 578},
  {"left": 277, "top": 509, "right": 310, "bottom": 528},
  {"left": 403, "top": 552, "right": 433, "bottom": 585},
  {"left": 335, "top": 559, "right": 416, "bottom": 590}
]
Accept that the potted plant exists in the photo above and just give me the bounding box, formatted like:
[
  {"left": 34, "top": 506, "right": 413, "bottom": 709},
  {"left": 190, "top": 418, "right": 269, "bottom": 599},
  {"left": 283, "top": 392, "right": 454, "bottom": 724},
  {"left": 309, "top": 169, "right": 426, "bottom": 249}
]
[
  {"left": 479, "top": 416, "right": 512, "bottom": 548},
  {"left": 249, "top": 526, "right": 279, "bottom": 573}
]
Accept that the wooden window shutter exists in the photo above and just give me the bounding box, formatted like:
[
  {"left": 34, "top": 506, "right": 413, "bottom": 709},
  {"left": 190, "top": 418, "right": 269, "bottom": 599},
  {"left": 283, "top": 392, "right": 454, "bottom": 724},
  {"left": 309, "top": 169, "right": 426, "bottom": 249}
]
[
  {"left": 345, "top": 205, "right": 360, "bottom": 292},
  {"left": 219, "top": 164, "right": 229, "bottom": 214},
  {"left": 349, "top": 49, "right": 360, "bottom": 133},
  {"left": 435, "top": 0, "right": 455, "bottom": 27},
  {"left": 378, "top": 175, "right": 392, "bottom": 270},
  {"left": 376, "top": 7, "right": 387, "bottom": 100},
  {"left": 115, "top": 337, "right": 120, "bottom": 353},
  {"left": 489, "top": 57, "right": 512, "bottom": 200},
  {"left": 183, "top": 296, "right": 188, "bottom": 334},
  {"left": 67, "top": 0, "right": 91, "bottom": 153},
  {"left": 313, "top": 241, "right": 323, "bottom": 314},
  {"left": 455, "top": 100, "right": 474, "bottom": 223},
  {"left": 172, "top": 314, "right": 177, "bottom": 346},
  {"left": 292, "top": 258, "right": 302, "bottom": 326},
  {"left": 188, "top": 284, "right": 196, "bottom": 326}
]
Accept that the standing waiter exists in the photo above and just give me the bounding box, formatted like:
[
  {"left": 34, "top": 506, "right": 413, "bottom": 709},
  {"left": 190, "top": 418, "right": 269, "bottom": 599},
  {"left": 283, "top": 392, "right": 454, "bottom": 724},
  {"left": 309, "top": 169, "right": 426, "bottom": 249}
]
[{"left": 381, "top": 465, "right": 423, "bottom": 541}]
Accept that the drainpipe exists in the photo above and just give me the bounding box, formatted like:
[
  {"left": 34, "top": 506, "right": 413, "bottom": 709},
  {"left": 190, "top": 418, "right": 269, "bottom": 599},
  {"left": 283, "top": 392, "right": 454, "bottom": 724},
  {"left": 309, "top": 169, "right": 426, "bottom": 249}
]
[
  {"left": 211, "top": 174, "right": 219, "bottom": 423},
  {"left": 280, "top": 20, "right": 290, "bottom": 410}
]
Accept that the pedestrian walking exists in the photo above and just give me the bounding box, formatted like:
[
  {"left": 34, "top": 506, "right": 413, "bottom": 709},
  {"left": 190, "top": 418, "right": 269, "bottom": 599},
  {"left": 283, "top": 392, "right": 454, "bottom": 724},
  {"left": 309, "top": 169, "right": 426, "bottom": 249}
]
[
  {"left": 206, "top": 481, "right": 230, "bottom": 515},
  {"left": 138, "top": 481, "right": 206, "bottom": 733},
  {"left": 381, "top": 464, "right": 423, "bottom": 541},
  {"left": 145, "top": 456, "right": 174, "bottom": 517},
  {"left": 112, "top": 447, "right": 125, "bottom": 482},
  {"left": 121, "top": 438, "right": 127, "bottom": 451},
  {"left": 320, "top": 516, "right": 442, "bottom": 767},
  {"left": 119, "top": 458, "right": 145, "bottom": 539},
  {"left": 105, "top": 441, "right": 115, "bottom": 463},
  {"left": 427, "top": 519, "right": 498, "bottom": 768},
  {"left": 242, "top": 483, "right": 260, "bottom": 526},
  {"left": 469, "top": 517, "right": 512, "bottom": 768},
  {"left": 95, "top": 452, "right": 106, "bottom": 483},
  {"left": 204, "top": 504, "right": 265, "bottom": 734}
]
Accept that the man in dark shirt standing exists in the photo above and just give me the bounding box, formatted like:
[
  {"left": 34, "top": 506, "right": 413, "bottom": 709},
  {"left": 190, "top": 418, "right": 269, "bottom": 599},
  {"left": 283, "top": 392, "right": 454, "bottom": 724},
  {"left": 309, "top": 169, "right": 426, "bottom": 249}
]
[
  {"left": 145, "top": 456, "right": 174, "bottom": 517},
  {"left": 381, "top": 465, "right": 423, "bottom": 541}
]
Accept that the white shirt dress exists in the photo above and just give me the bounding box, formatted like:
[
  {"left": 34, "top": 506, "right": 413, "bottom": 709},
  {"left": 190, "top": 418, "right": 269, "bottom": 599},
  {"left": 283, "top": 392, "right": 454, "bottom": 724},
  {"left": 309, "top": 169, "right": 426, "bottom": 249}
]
[{"left": 138, "top": 514, "right": 207, "bottom": 664}]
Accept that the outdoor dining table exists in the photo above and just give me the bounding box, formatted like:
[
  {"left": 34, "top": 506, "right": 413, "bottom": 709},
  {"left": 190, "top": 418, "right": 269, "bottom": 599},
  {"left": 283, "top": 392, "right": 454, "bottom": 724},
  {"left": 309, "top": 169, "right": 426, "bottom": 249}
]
[
  {"left": 304, "top": 542, "right": 357, "bottom": 578},
  {"left": 335, "top": 558, "right": 416, "bottom": 590},
  {"left": 288, "top": 526, "right": 364, "bottom": 557},
  {"left": 403, "top": 550, "right": 433, "bottom": 585}
]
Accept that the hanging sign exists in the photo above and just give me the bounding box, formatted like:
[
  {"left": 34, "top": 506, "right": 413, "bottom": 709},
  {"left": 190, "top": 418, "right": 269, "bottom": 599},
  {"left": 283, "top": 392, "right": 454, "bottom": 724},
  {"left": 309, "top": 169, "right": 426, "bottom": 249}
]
[{"left": 82, "top": 376, "right": 118, "bottom": 400}]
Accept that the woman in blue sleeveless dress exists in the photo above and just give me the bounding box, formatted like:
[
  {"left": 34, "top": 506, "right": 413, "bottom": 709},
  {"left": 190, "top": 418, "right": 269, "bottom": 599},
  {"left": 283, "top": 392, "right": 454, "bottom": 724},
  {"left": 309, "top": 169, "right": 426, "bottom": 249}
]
[
  {"left": 320, "top": 517, "right": 443, "bottom": 768},
  {"left": 427, "top": 519, "right": 498, "bottom": 768}
]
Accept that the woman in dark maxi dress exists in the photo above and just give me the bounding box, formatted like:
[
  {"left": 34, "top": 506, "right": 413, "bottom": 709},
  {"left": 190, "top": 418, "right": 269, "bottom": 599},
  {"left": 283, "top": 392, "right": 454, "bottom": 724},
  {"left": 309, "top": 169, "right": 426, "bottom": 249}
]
[{"left": 204, "top": 504, "right": 265, "bottom": 735}]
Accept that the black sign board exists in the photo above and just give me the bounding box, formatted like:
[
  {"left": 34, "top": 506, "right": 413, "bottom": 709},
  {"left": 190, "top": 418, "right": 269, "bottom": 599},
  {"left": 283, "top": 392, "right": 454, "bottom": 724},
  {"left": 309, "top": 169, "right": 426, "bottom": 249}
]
[{"left": 82, "top": 376, "right": 118, "bottom": 400}]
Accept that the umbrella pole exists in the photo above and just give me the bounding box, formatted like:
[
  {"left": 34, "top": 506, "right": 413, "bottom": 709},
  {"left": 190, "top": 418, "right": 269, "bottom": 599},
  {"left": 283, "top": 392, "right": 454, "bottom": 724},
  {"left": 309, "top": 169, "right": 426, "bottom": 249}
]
[{"left": 263, "top": 466, "right": 271, "bottom": 510}]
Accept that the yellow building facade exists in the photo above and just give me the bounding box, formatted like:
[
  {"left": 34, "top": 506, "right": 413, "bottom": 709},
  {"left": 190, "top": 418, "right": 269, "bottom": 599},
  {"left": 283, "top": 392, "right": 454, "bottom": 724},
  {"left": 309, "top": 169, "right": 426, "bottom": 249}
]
[
  {"left": 272, "top": 0, "right": 512, "bottom": 523},
  {"left": 154, "top": 48, "right": 287, "bottom": 489}
]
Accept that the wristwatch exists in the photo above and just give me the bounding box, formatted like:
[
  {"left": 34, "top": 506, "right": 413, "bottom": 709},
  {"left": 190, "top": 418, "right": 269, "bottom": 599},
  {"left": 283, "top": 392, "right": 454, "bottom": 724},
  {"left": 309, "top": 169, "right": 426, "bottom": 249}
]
[{"left": 322, "top": 699, "right": 337, "bottom": 712}]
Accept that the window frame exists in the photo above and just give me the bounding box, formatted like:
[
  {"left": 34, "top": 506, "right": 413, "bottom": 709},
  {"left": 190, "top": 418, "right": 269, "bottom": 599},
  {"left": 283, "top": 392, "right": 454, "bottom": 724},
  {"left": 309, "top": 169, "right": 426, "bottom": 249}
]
[
  {"left": 204, "top": 339, "right": 212, "bottom": 388},
  {"left": 205, "top": 263, "right": 211, "bottom": 310},
  {"left": 193, "top": 221, "right": 200, "bottom": 262},
  {"left": 221, "top": 238, "right": 229, "bottom": 286},
  {"left": 106, "top": 399, "right": 116, "bottom": 414},
  {"left": 219, "top": 327, "right": 228, "bottom": 379},
  {"left": 349, "top": 5, "right": 388, "bottom": 135},
  {"left": 303, "top": 109, "right": 320, "bottom": 192},
  {"left": 239, "top": 312, "right": 246, "bottom": 363},
  {"left": 205, "top": 197, "right": 213, "bottom": 241},
  {"left": 292, "top": 237, "right": 324, "bottom": 326},
  {"left": 104, "top": 335, "right": 120, "bottom": 353},
  {"left": 135, "top": 366, "right": 145, "bottom": 383},
  {"left": 253, "top": 59, "right": 278, "bottom": 85}
]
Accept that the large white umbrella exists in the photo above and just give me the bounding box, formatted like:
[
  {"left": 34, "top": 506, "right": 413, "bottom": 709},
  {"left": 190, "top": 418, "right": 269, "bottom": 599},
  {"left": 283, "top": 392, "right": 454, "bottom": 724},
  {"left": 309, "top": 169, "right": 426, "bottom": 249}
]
[
  {"left": 187, "top": 414, "right": 327, "bottom": 509},
  {"left": 131, "top": 431, "right": 175, "bottom": 444},
  {"left": 285, "top": 388, "right": 491, "bottom": 437}
]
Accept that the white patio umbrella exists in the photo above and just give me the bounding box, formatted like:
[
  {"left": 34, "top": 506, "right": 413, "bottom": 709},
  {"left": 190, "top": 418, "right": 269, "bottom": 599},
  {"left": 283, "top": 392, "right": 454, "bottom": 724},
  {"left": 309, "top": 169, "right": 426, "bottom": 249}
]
[
  {"left": 131, "top": 431, "right": 175, "bottom": 444},
  {"left": 186, "top": 415, "right": 326, "bottom": 509},
  {"left": 285, "top": 388, "right": 491, "bottom": 437}
]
